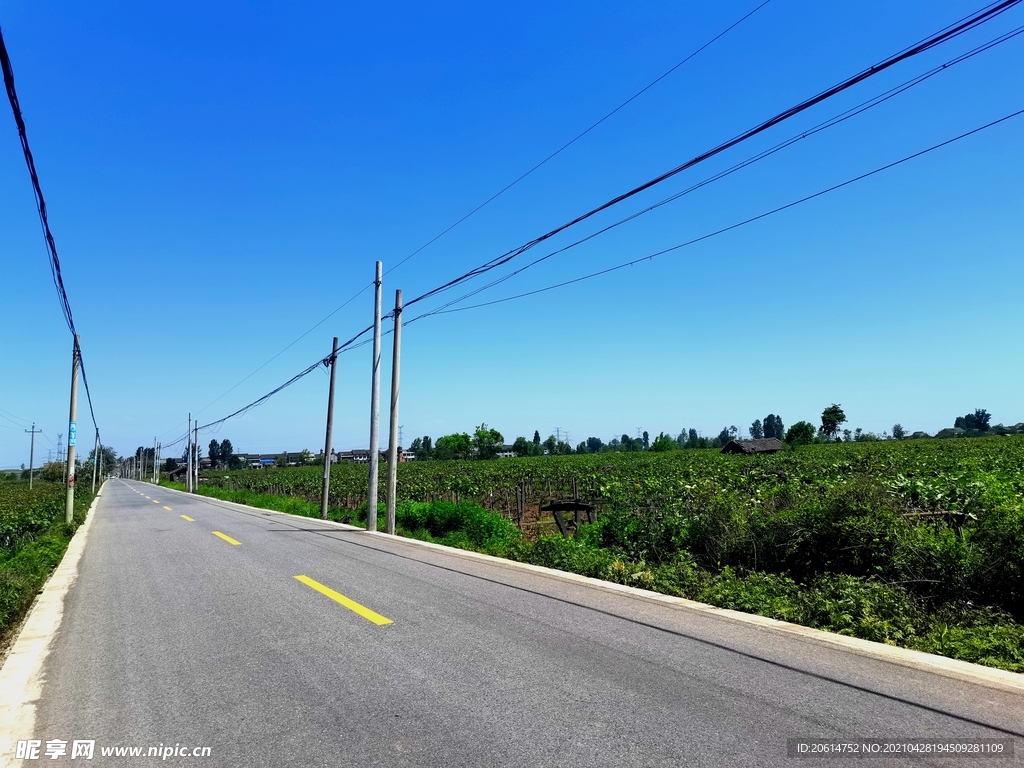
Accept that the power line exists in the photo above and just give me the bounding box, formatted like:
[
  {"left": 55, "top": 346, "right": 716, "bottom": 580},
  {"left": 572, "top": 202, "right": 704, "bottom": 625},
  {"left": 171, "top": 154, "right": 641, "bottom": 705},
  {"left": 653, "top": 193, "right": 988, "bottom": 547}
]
[
  {"left": 0, "top": 407, "right": 31, "bottom": 427},
  {"left": 170, "top": 2, "right": 773, "bottom": 434},
  {"left": 404, "top": 24, "right": 1024, "bottom": 320},
  {"left": 416, "top": 108, "right": 1024, "bottom": 315},
  {"left": 385, "top": 0, "right": 774, "bottom": 278},
  {"left": 0, "top": 26, "right": 101, "bottom": 434},
  {"left": 399, "top": 0, "right": 1022, "bottom": 313}
]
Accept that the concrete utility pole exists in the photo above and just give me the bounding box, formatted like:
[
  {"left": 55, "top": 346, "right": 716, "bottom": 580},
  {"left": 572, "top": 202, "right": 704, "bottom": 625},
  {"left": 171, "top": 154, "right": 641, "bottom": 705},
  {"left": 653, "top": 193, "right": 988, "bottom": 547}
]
[
  {"left": 193, "top": 421, "right": 199, "bottom": 491},
  {"left": 65, "top": 335, "right": 80, "bottom": 524},
  {"left": 366, "top": 261, "right": 383, "bottom": 533},
  {"left": 186, "top": 413, "right": 192, "bottom": 493},
  {"left": 25, "top": 422, "right": 40, "bottom": 489},
  {"left": 152, "top": 437, "right": 158, "bottom": 484},
  {"left": 320, "top": 337, "right": 339, "bottom": 520},
  {"left": 91, "top": 431, "right": 99, "bottom": 493},
  {"left": 385, "top": 289, "right": 403, "bottom": 536}
]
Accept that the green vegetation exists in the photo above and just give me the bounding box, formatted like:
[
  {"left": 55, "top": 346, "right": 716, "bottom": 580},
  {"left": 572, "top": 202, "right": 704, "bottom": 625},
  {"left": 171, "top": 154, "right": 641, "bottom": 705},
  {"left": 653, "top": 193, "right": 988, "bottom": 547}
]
[
  {"left": 0, "top": 482, "right": 93, "bottom": 647},
  {"left": 191, "top": 436, "right": 1024, "bottom": 671}
]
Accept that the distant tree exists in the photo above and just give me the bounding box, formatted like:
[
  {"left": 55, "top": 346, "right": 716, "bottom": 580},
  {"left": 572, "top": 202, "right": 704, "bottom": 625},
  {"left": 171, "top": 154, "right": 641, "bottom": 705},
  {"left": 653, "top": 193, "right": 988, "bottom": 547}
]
[
  {"left": 892, "top": 423, "right": 906, "bottom": 440},
  {"left": 182, "top": 441, "right": 202, "bottom": 465},
  {"left": 472, "top": 424, "right": 504, "bottom": 460},
  {"left": 83, "top": 445, "right": 118, "bottom": 476},
  {"left": 409, "top": 436, "right": 433, "bottom": 459},
  {"left": 511, "top": 437, "right": 532, "bottom": 457},
  {"left": 842, "top": 429, "right": 852, "bottom": 442},
  {"left": 543, "top": 434, "right": 558, "bottom": 455},
  {"left": 554, "top": 440, "right": 574, "bottom": 455},
  {"left": 618, "top": 434, "right": 642, "bottom": 452},
  {"left": 819, "top": 404, "right": 847, "bottom": 441},
  {"left": 533, "top": 430, "right": 541, "bottom": 446},
  {"left": 713, "top": 427, "right": 731, "bottom": 448},
  {"left": 729, "top": 426, "right": 738, "bottom": 440},
  {"left": 763, "top": 414, "right": 784, "bottom": 440},
  {"left": 277, "top": 451, "right": 290, "bottom": 467},
  {"left": 299, "top": 449, "right": 313, "bottom": 465},
  {"left": 786, "top": 421, "right": 816, "bottom": 446},
  {"left": 954, "top": 409, "right": 991, "bottom": 432},
  {"left": 650, "top": 432, "right": 677, "bottom": 452},
  {"left": 749, "top": 419, "right": 764, "bottom": 440},
  {"left": 607, "top": 437, "right": 621, "bottom": 451},
  {"left": 421, "top": 436, "right": 433, "bottom": 459},
  {"left": 642, "top": 431, "right": 650, "bottom": 450},
  {"left": 586, "top": 436, "right": 605, "bottom": 454},
  {"left": 163, "top": 457, "right": 179, "bottom": 472},
  {"left": 39, "top": 461, "right": 66, "bottom": 483},
  {"left": 220, "top": 439, "right": 234, "bottom": 468},
  {"left": 435, "top": 433, "right": 471, "bottom": 461},
  {"left": 208, "top": 440, "right": 222, "bottom": 469}
]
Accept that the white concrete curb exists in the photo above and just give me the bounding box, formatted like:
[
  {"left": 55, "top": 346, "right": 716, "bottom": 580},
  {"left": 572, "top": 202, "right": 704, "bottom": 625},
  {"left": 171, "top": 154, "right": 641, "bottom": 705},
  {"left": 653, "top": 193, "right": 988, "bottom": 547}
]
[
  {"left": 0, "top": 484, "right": 103, "bottom": 768},
  {"left": 161, "top": 483, "right": 1024, "bottom": 695}
]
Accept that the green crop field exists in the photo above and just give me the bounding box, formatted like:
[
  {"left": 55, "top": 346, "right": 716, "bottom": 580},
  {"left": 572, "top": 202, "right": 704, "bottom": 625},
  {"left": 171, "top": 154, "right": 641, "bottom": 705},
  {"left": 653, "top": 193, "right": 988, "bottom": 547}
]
[
  {"left": 191, "top": 437, "right": 1024, "bottom": 671},
  {"left": 0, "top": 482, "right": 93, "bottom": 649}
]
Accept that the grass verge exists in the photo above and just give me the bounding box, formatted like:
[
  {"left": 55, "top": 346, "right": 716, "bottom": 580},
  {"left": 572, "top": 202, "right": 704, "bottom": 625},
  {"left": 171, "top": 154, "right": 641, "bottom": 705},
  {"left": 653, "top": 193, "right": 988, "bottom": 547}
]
[{"left": 0, "top": 484, "right": 93, "bottom": 652}]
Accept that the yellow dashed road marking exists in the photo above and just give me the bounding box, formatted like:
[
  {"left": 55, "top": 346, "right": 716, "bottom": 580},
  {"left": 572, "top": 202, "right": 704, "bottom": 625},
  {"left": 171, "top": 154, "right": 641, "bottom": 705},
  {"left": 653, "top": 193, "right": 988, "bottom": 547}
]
[
  {"left": 294, "top": 575, "right": 393, "bottom": 626},
  {"left": 212, "top": 531, "right": 241, "bottom": 546}
]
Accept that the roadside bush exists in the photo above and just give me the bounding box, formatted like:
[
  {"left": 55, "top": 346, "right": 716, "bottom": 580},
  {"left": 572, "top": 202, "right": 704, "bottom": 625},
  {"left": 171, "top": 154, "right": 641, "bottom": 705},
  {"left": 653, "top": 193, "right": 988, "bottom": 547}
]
[
  {"left": 796, "top": 574, "right": 921, "bottom": 645},
  {"left": 393, "top": 500, "right": 521, "bottom": 556}
]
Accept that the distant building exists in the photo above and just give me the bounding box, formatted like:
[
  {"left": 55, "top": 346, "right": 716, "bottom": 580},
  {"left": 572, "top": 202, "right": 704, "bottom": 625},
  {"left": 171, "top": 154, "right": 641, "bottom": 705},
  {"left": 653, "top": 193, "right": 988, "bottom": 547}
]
[{"left": 720, "top": 438, "right": 784, "bottom": 455}]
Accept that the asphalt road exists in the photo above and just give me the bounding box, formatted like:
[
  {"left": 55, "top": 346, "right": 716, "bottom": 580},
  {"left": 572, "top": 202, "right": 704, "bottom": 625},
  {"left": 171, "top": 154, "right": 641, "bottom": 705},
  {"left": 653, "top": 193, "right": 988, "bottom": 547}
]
[{"left": 25, "top": 480, "right": 1024, "bottom": 766}]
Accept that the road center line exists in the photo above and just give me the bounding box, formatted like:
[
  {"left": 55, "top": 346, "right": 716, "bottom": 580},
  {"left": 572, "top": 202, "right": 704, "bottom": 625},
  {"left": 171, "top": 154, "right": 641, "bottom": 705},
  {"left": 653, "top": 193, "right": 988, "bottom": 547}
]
[
  {"left": 152, "top": 500, "right": 160, "bottom": 504},
  {"left": 294, "top": 575, "right": 393, "bottom": 626},
  {"left": 163, "top": 506, "right": 173, "bottom": 511},
  {"left": 180, "top": 515, "right": 195, "bottom": 522},
  {"left": 212, "top": 531, "right": 241, "bottom": 546}
]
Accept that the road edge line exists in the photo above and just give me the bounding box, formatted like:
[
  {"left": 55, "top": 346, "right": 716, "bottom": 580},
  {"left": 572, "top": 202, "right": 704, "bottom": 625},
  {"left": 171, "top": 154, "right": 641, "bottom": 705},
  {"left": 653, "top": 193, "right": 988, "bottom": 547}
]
[
  {"left": 153, "top": 484, "right": 1024, "bottom": 694},
  {"left": 0, "top": 482, "right": 104, "bottom": 767}
]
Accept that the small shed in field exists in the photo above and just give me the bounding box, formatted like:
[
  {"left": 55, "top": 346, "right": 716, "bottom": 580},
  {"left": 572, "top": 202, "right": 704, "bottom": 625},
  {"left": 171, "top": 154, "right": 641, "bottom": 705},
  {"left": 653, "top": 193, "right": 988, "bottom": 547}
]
[{"left": 721, "top": 438, "right": 784, "bottom": 455}]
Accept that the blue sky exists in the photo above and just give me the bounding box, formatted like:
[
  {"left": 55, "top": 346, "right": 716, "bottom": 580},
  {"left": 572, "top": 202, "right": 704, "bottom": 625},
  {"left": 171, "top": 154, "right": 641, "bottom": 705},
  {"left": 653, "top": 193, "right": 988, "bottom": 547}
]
[{"left": 1, "top": 0, "right": 1022, "bottom": 466}]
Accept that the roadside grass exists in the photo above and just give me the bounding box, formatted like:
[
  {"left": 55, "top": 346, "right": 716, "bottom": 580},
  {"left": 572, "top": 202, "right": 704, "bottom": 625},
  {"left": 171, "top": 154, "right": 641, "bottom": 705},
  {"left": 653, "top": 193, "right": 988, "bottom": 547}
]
[{"left": 0, "top": 483, "right": 93, "bottom": 650}]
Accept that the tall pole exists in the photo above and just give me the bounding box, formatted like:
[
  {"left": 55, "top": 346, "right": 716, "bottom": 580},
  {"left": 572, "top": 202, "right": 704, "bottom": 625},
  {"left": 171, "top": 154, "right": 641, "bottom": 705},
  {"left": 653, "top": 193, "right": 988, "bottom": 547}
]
[
  {"left": 152, "top": 437, "right": 158, "bottom": 484},
  {"left": 385, "top": 289, "right": 402, "bottom": 535},
  {"left": 366, "top": 260, "right": 383, "bottom": 532},
  {"left": 65, "top": 335, "right": 80, "bottom": 524},
  {"left": 91, "top": 431, "right": 99, "bottom": 493},
  {"left": 193, "top": 421, "right": 199, "bottom": 491},
  {"left": 25, "top": 422, "right": 40, "bottom": 489},
  {"left": 186, "top": 413, "right": 192, "bottom": 493},
  {"left": 320, "top": 337, "right": 339, "bottom": 520}
]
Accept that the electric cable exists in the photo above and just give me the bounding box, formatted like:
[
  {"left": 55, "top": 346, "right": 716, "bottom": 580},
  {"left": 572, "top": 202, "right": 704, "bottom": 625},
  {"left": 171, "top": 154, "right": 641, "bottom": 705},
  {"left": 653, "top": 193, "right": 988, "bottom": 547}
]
[
  {"left": 406, "top": 24, "right": 1024, "bottom": 319},
  {"left": 410, "top": 108, "right": 1024, "bottom": 318},
  {"left": 399, "top": 0, "right": 1023, "bottom": 313},
  {"left": 1, "top": 27, "right": 101, "bottom": 435}
]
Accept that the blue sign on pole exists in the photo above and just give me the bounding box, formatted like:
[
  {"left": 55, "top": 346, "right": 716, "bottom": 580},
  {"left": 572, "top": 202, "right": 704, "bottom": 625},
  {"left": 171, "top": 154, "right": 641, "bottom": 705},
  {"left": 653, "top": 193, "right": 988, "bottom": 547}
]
[{"left": 68, "top": 422, "right": 77, "bottom": 447}]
